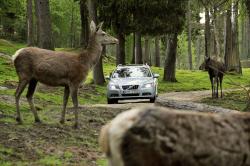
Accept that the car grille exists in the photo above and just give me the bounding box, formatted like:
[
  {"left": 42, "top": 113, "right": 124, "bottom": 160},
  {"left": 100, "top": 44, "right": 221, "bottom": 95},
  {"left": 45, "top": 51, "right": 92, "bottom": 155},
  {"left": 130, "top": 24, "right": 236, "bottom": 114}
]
[
  {"left": 122, "top": 85, "right": 139, "bottom": 90},
  {"left": 122, "top": 93, "right": 140, "bottom": 97}
]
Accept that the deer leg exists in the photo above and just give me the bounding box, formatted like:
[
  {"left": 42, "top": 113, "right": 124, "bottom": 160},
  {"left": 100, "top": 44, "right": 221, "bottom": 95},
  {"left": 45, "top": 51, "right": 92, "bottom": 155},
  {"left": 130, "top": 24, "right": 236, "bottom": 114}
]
[
  {"left": 220, "top": 77, "right": 223, "bottom": 98},
  {"left": 15, "top": 79, "right": 29, "bottom": 124},
  {"left": 210, "top": 76, "right": 214, "bottom": 98},
  {"left": 216, "top": 77, "right": 219, "bottom": 98},
  {"left": 70, "top": 86, "right": 79, "bottom": 129},
  {"left": 60, "top": 86, "right": 70, "bottom": 124},
  {"left": 26, "top": 79, "right": 40, "bottom": 123}
]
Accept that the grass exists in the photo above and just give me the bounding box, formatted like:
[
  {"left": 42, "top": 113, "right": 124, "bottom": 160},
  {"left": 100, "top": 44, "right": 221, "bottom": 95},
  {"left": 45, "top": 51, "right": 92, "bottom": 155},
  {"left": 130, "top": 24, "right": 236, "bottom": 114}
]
[{"left": 200, "top": 90, "right": 247, "bottom": 111}]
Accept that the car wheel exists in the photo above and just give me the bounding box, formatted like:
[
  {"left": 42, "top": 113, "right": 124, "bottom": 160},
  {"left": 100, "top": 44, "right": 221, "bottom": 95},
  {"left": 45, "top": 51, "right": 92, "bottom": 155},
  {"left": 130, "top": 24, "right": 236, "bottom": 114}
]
[{"left": 150, "top": 97, "right": 155, "bottom": 103}]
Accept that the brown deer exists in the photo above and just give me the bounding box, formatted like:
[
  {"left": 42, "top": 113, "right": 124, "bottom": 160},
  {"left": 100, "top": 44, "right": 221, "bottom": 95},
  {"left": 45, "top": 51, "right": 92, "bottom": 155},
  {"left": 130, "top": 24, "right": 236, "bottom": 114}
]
[
  {"left": 204, "top": 57, "right": 226, "bottom": 98},
  {"left": 12, "top": 21, "right": 118, "bottom": 128}
]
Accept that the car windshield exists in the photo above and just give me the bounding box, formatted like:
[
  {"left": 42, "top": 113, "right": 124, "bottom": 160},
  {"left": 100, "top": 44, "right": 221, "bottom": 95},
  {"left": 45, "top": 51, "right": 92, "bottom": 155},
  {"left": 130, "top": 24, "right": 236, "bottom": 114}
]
[{"left": 112, "top": 67, "right": 152, "bottom": 78}]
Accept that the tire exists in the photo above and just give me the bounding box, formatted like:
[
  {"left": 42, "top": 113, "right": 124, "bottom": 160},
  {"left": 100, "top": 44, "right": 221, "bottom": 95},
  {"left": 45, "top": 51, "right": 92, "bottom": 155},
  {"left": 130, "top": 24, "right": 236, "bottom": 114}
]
[{"left": 150, "top": 97, "right": 156, "bottom": 103}]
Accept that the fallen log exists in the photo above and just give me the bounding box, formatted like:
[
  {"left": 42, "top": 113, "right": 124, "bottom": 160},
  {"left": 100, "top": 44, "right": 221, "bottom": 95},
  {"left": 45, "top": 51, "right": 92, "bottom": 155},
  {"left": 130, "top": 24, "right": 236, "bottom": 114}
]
[
  {"left": 156, "top": 98, "right": 237, "bottom": 113},
  {"left": 100, "top": 106, "right": 250, "bottom": 166}
]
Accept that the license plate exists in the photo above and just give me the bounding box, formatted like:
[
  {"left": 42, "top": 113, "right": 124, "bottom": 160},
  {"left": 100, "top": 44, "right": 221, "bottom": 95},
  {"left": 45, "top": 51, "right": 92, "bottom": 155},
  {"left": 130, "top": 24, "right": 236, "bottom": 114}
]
[{"left": 123, "top": 90, "right": 138, "bottom": 94}]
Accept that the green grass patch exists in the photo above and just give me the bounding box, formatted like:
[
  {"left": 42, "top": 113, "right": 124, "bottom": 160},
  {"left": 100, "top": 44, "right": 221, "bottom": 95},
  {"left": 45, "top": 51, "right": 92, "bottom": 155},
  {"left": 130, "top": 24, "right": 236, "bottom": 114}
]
[
  {"left": 0, "top": 39, "right": 25, "bottom": 55},
  {"left": 200, "top": 90, "right": 247, "bottom": 111}
]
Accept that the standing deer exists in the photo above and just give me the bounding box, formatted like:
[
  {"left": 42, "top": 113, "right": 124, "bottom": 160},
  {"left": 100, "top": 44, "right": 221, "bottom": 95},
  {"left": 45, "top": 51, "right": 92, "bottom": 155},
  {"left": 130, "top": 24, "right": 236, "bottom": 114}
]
[
  {"left": 204, "top": 57, "right": 225, "bottom": 98},
  {"left": 12, "top": 21, "right": 118, "bottom": 128}
]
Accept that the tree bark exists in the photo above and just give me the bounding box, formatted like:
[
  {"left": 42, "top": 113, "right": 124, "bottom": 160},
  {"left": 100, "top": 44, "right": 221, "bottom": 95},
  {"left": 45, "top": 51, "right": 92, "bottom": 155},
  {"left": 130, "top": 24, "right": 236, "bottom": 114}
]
[
  {"left": 70, "top": 2, "right": 75, "bottom": 48},
  {"left": 116, "top": 32, "right": 126, "bottom": 65},
  {"left": 224, "top": 8, "right": 233, "bottom": 71},
  {"left": 205, "top": 8, "right": 210, "bottom": 57},
  {"left": 163, "top": 33, "right": 178, "bottom": 82},
  {"left": 155, "top": 36, "right": 160, "bottom": 67},
  {"left": 131, "top": 33, "right": 136, "bottom": 64},
  {"left": 144, "top": 36, "right": 150, "bottom": 65},
  {"left": 87, "top": 0, "right": 105, "bottom": 85},
  {"left": 27, "top": 0, "right": 34, "bottom": 46},
  {"left": 104, "top": 107, "right": 249, "bottom": 166},
  {"left": 135, "top": 32, "right": 143, "bottom": 64},
  {"left": 35, "top": 0, "right": 54, "bottom": 50},
  {"left": 231, "top": 1, "right": 242, "bottom": 74},
  {"left": 188, "top": 0, "right": 192, "bottom": 70},
  {"left": 80, "top": 0, "right": 89, "bottom": 48}
]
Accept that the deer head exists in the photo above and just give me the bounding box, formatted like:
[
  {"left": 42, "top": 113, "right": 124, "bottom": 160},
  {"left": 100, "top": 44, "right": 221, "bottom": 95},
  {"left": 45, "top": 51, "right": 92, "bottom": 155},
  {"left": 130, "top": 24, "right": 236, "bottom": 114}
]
[{"left": 90, "top": 21, "right": 118, "bottom": 45}]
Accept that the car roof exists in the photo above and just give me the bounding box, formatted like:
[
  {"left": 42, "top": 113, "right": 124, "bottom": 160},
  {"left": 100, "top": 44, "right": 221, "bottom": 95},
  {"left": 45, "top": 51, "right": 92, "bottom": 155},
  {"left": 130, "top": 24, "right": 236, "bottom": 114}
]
[{"left": 116, "top": 64, "right": 150, "bottom": 69}]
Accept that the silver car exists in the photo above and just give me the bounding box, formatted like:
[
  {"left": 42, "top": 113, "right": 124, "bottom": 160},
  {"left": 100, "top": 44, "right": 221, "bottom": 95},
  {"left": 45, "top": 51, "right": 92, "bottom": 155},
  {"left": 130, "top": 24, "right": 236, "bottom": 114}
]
[{"left": 106, "top": 64, "right": 159, "bottom": 104}]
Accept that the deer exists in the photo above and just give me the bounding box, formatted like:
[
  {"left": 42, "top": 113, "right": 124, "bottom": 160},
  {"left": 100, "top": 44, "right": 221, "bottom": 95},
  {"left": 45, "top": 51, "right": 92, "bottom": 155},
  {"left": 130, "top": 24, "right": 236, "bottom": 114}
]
[
  {"left": 12, "top": 21, "right": 118, "bottom": 128},
  {"left": 204, "top": 56, "right": 226, "bottom": 98}
]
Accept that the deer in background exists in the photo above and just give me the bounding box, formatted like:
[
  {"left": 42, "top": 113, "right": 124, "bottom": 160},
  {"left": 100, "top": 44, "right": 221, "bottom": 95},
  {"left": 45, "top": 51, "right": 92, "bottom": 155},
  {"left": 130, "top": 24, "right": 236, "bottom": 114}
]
[
  {"left": 204, "top": 56, "right": 226, "bottom": 98},
  {"left": 12, "top": 21, "right": 118, "bottom": 128}
]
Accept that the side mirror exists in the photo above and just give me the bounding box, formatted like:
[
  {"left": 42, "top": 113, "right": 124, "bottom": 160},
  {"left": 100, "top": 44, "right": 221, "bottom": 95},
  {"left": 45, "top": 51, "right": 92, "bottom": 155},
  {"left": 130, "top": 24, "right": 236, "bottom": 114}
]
[
  {"left": 153, "top": 73, "right": 160, "bottom": 78},
  {"left": 105, "top": 76, "right": 110, "bottom": 80}
]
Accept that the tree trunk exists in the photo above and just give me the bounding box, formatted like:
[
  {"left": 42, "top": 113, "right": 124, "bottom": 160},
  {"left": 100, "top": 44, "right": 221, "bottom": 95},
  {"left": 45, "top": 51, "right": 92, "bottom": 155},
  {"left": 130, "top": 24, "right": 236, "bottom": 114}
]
[
  {"left": 205, "top": 8, "right": 210, "bottom": 57},
  {"left": 231, "top": 1, "right": 242, "bottom": 74},
  {"left": 35, "top": 0, "right": 54, "bottom": 50},
  {"left": 87, "top": 0, "right": 105, "bottom": 85},
  {"left": 70, "top": 2, "right": 75, "bottom": 48},
  {"left": 144, "top": 36, "right": 150, "bottom": 65},
  {"left": 93, "top": 46, "right": 106, "bottom": 85},
  {"left": 224, "top": 8, "right": 232, "bottom": 71},
  {"left": 34, "top": 0, "right": 39, "bottom": 45},
  {"left": 163, "top": 33, "right": 178, "bottom": 82},
  {"left": 131, "top": 33, "right": 136, "bottom": 64},
  {"left": 103, "top": 107, "right": 249, "bottom": 166},
  {"left": 27, "top": 0, "right": 34, "bottom": 46},
  {"left": 196, "top": 36, "right": 201, "bottom": 68},
  {"left": 188, "top": 0, "right": 192, "bottom": 70},
  {"left": 155, "top": 36, "right": 160, "bottom": 67},
  {"left": 135, "top": 32, "right": 143, "bottom": 64},
  {"left": 116, "top": 32, "right": 126, "bottom": 65},
  {"left": 80, "top": 0, "right": 89, "bottom": 48}
]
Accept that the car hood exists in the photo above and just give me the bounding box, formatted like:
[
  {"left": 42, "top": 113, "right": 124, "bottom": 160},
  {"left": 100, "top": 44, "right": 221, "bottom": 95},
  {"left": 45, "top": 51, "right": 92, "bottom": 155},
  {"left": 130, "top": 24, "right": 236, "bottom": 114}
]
[{"left": 109, "top": 77, "right": 154, "bottom": 86}]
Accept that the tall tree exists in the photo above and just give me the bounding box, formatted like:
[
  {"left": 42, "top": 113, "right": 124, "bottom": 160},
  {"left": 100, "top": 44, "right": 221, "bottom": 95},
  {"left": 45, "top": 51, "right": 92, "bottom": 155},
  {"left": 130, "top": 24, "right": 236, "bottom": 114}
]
[
  {"left": 188, "top": 0, "right": 193, "bottom": 70},
  {"left": 205, "top": 7, "right": 210, "bottom": 57},
  {"left": 27, "top": 0, "right": 34, "bottom": 46},
  {"left": 144, "top": 36, "right": 151, "bottom": 65},
  {"left": 155, "top": 36, "right": 160, "bottom": 67},
  {"left": 164, "top": 33, "right": 178, "bottom": 82},
  {"left": 87, "top": 0, "right": 105, "bottom": 85},
  {"left": 224, "top": 8, "right": 232, "bottom": 70},
  {"left": 80, "top": 0, "right": 89, "bottom": 48},
  {"left": 135, "top": 32, "right": 143, "bottom": 64},
  {"left": 35, "top": 0, "right": 54, "bottom": 50}
]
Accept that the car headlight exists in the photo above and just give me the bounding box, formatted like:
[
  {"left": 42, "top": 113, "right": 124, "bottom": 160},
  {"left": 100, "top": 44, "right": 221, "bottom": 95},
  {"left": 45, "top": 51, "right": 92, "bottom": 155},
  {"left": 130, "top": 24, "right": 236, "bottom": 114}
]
[
  {"left": 109, "top": 84, "right": 120, "bottom": 90},
  {"left": 142, "top": 83, "right": 154, "bottom": 88}
]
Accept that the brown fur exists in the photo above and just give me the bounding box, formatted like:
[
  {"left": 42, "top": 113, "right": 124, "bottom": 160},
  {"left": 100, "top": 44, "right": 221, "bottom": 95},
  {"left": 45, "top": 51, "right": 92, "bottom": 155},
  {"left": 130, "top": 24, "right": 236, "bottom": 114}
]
[
  {"left": 204, "top": 57, "right": 226, "bottom": 98},
  {"left": 13, "top": 21, "right": 118, "bottom": 128}
]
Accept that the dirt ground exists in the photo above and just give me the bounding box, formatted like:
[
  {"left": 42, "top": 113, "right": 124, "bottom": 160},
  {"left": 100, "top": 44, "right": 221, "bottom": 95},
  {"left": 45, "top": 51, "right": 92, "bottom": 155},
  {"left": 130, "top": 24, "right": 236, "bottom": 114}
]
[{"left": 0, "top": 89, "right": 234, "bottom": 165}]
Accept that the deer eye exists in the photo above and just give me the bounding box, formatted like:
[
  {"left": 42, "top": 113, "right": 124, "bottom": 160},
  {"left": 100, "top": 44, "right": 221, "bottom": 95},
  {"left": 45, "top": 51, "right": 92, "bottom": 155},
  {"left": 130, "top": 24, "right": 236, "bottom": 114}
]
[{"left": 102, "top": 33, "right": 106, "bottom": 36}]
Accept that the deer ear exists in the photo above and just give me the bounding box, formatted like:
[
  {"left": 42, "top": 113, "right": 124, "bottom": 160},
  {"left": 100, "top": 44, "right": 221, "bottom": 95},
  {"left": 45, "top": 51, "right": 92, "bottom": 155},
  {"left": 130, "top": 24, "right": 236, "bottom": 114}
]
[
  {"left": 90, "top": 20, "right": 96, "bottom": 33},
  {"left": 96, "top": 22, "right": 104, "bottom": 31}
]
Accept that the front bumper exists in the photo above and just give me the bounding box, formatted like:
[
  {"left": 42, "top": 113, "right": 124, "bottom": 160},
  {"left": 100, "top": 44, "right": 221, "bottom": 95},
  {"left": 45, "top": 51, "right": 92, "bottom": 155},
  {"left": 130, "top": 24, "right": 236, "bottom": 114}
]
[{"left": 107, "top": 87, "right": 156, "bottom": 100}]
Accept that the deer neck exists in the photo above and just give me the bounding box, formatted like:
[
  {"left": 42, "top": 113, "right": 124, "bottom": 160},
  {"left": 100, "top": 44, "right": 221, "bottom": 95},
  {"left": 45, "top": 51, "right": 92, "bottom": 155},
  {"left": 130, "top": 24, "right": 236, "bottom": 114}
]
[{"left": 85, "top": 34, "right": 103, "bottom": 68}]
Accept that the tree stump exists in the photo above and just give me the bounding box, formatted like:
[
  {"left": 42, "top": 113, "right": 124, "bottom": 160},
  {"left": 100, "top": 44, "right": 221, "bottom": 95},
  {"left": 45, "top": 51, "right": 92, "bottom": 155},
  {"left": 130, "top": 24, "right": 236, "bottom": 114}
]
[{"left": 100, "top": 106, "right": 250, "bottom": 166}]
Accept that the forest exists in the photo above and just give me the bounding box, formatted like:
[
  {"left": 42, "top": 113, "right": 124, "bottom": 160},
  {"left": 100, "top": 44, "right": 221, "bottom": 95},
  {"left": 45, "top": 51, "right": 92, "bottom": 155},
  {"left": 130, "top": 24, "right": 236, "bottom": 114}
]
[{"left": 1, "top": 0, "right": 250, "bottom": 165}]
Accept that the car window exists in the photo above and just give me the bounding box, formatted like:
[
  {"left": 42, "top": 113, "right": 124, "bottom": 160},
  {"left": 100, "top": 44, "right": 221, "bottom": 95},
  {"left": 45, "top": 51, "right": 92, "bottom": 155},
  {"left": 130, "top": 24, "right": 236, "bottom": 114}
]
[{"left": 112, "top": 67, "right": 152, "bottom": 78}]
